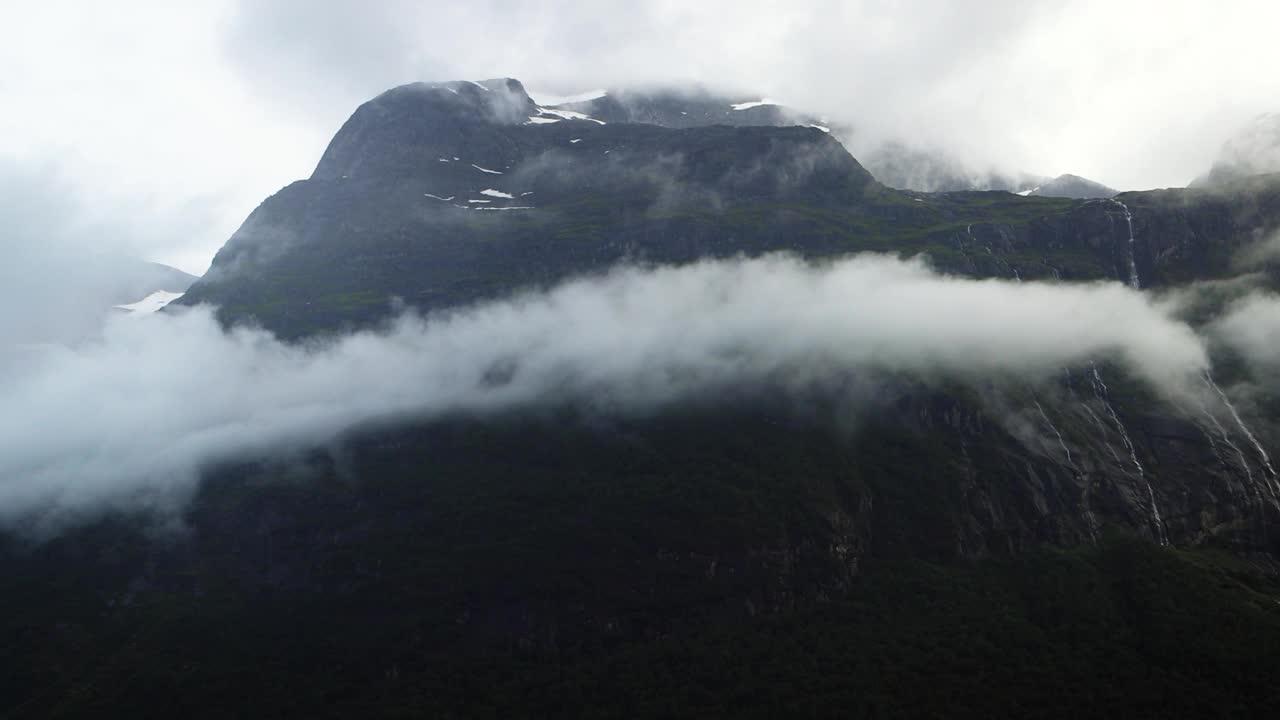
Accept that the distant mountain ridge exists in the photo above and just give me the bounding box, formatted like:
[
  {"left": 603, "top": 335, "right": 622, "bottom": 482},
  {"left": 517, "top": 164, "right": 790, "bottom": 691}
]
[{"left": 1019, "top": 173, "right": 1117, "bottom": 199}]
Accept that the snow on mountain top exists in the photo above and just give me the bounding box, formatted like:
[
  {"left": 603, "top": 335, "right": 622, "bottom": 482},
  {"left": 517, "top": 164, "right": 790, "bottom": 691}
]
[
  {"left": 730, "top": 99, "right": 776, "bottom": 110},
  {"left": 539, "top": 108, "right": 606, "bottom": 124},
  {"left": 115, "top": 290, "right": 184, "bottom": 314}
]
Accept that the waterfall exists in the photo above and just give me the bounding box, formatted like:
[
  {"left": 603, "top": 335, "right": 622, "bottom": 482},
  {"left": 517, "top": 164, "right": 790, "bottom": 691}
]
[
  {"left": 1109, "top": 200, "right": 1141, "bottom": 289},
  {"left": 1090, "top": 366, "right": 1145, "bottom": 477},
  {"left": 1090, "top": 364, "right": 1167, "bottom": 545},
  {"left": 1081, "top": 402, "right": 1126, "bottom": 467},
  {"left": 1033, "top": 393, "right": 1100, "bottom": 541},
  {"left": 1196, "top": 398, "right": 1258, "bottom": 487},
  {"left": 969, "top": 223, "right": 1018, "bottom": 280},
  {"left": 1202, "top": 372, "right": 1280, "bottom": 498},
  {"left": 1034, "top": 398, "right": 1075, "bottom": 468},
  {"left": 954, "top": 226, "right": 978, "bottom": 273}
]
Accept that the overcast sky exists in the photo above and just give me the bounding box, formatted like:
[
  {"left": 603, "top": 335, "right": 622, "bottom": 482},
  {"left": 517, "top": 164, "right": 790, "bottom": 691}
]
[{"left": 3, "top": 0, "right": 1278, "bottom": 274}]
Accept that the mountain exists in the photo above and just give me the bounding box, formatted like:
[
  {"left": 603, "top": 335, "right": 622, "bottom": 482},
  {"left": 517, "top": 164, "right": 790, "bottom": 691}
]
[
  {"left": 169, "top": 74, "right": 1280, "bottom": 568},
  {"left": 10, "top": 78, "right": 1280, "bottom": 717},
  {"left": 530, "top": 85, "right": 1115, "bottom": 199},
  {"left": 1019, "top": 173, "right": 1117, "bottom": 199},
  {"left": 1192, "top": 112, "right": 1280, "bottom": 187}
]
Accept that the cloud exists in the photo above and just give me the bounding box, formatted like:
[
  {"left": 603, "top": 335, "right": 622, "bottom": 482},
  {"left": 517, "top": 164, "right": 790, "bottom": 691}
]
[
  {"left": 0, "top": 253, "right": 1213, "bottom": 532},
  {"left": 1234, "top": 230, "right": 1280, "bottom": 271},
  {"left": 224, "top": 0, "right": 1280, "bottom": 192},
  {"left": 1212, "top": 293, "right": 1280, "bottom": 378},
  {"left": 4, "top": 1, "right": 1280, "bottom": 274}
]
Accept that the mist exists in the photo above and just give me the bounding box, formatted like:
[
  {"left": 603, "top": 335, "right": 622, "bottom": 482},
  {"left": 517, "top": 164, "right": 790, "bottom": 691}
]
[
  {"left": 1213, "top": 293, "right": 1280, "bottom": 378},
  {"left": 0, "top": 252, "right": 1217, "bottom": 532}
]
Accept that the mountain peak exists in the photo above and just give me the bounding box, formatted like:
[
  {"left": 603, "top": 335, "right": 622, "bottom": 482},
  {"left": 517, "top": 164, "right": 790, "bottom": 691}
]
[
  {"left": 312, "top": 77, "right": 538, "bottom": 179},
  {"left": 1022, "top": 173, "right": 1117, "bottom": 199}
]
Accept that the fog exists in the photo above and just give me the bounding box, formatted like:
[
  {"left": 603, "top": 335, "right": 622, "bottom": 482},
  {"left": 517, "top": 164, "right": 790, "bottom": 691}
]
[
  {"left": 1213, "top": 293, "right": 1280, "bottom": 377},
  {"left": 0, "top": 253, "right": 1218, "bottom": 531}
]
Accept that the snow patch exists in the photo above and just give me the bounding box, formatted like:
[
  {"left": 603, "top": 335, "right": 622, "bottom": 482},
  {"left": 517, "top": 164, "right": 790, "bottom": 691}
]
[
  {"left": 538, "top": 107, "right": 606, "bottom": 124},
  {"left": 569, "top": 138, "right": 582, "bottom": 143},
  {"left": 423, "top": 193, "right": 455, "bottom": 201},
  {"left": 480, "top": 189, "right": 514, "bottom": 199},
  {"left": 1016, "top": 187, "right": 1040, "bottom": 197},
  {"left": 471, "top": 164, "right": 503, "bottom": 174},
  {"left": 466, "top": 80, "right": 490, "bottom": 92},
  {"left": 526, "top": 116, "right": 560, "bottom": 124},
  {"left": 806, "top": 124, "right": 830, "bottom": 133},
  {"left": 730, "top": 99, "right": 775, "bottom": 110},
  {"left": 115, "top": 291, "right": 184, "bottom": 314},
  {"left": 472, "top": 206, "right": 535, "bottom": 211},
  {"left": 468, "top": 199, "right": 492, "bottom": 204}
]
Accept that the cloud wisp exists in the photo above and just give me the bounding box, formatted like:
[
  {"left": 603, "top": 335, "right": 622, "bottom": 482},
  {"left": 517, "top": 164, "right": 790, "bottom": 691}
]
[{"left": 0, "top": 253, "right": 1213, "bottom": 531}]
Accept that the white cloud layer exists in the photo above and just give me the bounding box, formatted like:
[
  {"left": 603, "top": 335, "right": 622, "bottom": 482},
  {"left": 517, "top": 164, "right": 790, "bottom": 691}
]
[{"left": 0, "top": 253, "right": 1214, "bottom": 530}]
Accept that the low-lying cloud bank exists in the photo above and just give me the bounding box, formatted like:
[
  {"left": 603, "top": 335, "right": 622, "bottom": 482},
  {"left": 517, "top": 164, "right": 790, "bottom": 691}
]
[
  {"left": 0, "top": 253, "right": 1218, "bottom": 530},
  {"left": 1214, "top": 293, "right": 1280, "bottom": 377}
]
